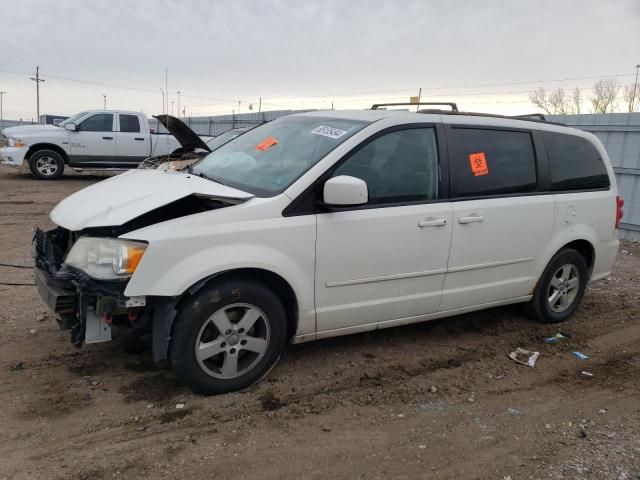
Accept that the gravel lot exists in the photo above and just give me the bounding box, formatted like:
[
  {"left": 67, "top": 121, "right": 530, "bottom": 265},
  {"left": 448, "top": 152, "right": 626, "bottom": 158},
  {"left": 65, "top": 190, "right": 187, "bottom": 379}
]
[{"left": 0, "top": 165, "right": 639, "bottom": 480}]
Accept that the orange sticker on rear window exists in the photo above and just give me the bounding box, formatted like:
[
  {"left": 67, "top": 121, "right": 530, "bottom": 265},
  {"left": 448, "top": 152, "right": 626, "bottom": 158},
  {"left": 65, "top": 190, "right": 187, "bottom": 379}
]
[
  {"left": 469, "top": 152, "right": 488, "bottom": 176},
  {"left": 256, "top": 136, "right": 278, "bottom": 151}
]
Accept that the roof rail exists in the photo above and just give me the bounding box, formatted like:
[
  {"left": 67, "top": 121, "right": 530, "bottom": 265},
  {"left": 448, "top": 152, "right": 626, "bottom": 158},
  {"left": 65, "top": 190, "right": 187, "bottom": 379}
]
[
  {"left": 371, "top": 102, "right": 458, "bottom": 112},
  {"left": 512, "top": 113, "right": 547, "bottom": 121}
]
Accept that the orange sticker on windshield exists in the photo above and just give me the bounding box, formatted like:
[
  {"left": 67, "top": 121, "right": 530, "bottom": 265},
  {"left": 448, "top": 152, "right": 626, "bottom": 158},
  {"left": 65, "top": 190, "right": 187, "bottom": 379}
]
[
  {"left": 255, "top": 136, "right": 278, "bottom": 151},
  {"left": 469, "top": 152, "right": 488, "bottom": 176}
]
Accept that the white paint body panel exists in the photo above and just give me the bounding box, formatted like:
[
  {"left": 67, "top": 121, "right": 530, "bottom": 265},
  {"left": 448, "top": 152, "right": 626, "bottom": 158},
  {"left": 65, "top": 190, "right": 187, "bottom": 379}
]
[{"left": 45, "top": 110, "right": 620, "bottom": 344}]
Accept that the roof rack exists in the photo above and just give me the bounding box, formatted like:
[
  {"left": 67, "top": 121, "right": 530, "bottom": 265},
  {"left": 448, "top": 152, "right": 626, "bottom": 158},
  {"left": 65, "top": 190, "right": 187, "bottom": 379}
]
[
  {"left": 371, "top": 102, "right": 458, "bottom": 112},
  {"left": 512, "top": 113, "right": 547, "bottom": 121}
]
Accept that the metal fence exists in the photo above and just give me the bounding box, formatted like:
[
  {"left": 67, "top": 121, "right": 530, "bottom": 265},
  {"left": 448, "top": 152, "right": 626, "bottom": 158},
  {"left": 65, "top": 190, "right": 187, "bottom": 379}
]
[
  {"left": 0, "top": 119, "right": 35, "bottom": 130},
  {"left": 149, "top": 109, "right": 315, "bottom": 136},
  {"left": 548, "top": 113, "right": 640, "bottom": 240}
]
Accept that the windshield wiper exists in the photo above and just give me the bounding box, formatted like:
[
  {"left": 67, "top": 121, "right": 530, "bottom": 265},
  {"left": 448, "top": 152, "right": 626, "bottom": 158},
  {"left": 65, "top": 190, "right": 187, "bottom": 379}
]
[{"left": 188, "top": 166, "right": 230, "bottom": 187}]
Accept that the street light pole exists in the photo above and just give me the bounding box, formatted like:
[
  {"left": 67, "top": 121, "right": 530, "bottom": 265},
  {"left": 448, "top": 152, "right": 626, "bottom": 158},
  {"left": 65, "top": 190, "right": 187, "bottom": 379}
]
[
  {"left": 177, "top": 91, "right": 181, "bottom": 118},
  {"left": 632, "top": 64, "right": 640, "bottom": 113},
  {"left": 103, "top": 94, "right": 107, "bottom": 110},
  {"left": 0, "top": 91, "right": 6, "bottom": 122},
  {"left": 171, "top": 101, "right": 174, "bottom": 116},
  {"left": 159, "top": 88, "right": 165, "bottom": 115}
]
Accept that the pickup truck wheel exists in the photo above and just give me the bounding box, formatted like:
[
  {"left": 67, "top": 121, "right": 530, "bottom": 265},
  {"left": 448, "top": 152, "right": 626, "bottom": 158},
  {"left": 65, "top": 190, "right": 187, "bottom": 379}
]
[
  {"left": 169, "top": 279, "right": 287, "bottom": 395},
  {"left": 528, "top": 248, "right": 588, "bottom": 324},
  {"left": 29, "top": 150, "right": 65, "bottom": 180}
]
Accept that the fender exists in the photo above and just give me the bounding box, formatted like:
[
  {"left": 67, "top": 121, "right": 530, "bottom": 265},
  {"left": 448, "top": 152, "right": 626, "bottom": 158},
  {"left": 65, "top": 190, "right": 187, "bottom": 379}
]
[{"left": 26, "top": 143, "right": 70, "bottom": 163}]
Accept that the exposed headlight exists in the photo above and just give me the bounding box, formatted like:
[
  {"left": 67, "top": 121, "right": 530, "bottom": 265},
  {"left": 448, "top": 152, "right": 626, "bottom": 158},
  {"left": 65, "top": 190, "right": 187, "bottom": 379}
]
[
  {"left": 7, "top": 137, "right": 27, "bottom": 148},
  {"left": 65, "top": 237, "right": 148, "bottom": 280}
]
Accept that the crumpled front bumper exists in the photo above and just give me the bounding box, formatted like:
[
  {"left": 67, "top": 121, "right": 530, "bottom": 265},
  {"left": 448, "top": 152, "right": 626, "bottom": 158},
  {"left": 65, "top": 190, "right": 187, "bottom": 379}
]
[{"left": 32, "top": 227, "right": 131, "bottom": 345}]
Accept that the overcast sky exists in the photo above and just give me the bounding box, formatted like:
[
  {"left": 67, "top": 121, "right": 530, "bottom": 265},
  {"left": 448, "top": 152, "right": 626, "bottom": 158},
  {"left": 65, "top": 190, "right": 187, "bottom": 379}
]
[{"left": 1, "top": 0, "right": 639, "bottom": 120}]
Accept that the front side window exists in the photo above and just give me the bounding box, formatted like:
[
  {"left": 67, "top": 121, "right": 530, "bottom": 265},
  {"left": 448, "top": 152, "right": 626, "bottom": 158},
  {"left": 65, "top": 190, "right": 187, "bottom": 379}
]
[
  {"left": 450, "top": 128, "right": 537, "bottom": 197},
  {"left": 80, "top": 113, "right": 114, "bottom": 132},
  {"left": 119, "top": 114, "right": 141, "bottom": 133},
  {"left": 194, "top": 116, "right": 368, "bottom": 196},
  {"left": 333, "top": 128, "right": 439, "bottom": 204},
  {"left": 543, "top": 132, "right": 610, "bottom": 190}
]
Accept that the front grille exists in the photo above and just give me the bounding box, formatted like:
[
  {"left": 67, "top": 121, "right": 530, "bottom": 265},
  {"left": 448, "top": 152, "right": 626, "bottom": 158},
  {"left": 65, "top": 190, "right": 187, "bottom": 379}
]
[{"left": 0, "top": 134, "right": 7, "bottom": 148}]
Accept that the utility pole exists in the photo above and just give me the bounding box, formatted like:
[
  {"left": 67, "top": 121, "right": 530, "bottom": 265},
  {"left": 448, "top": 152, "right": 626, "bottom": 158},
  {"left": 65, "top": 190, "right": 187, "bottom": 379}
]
[
  {"left": 103, "top": 94, "right": 107, "bottom": 110},
  {"left": 182, "top": 106, "right": 186, "bottom": 118},
  {"left": 171, "top": 101, "right": 174, "bottom": 115},
  {"left": 165, "top": 68, "right": 168, "bottom": 119},
  {"left": 0, "top": 91, "right": 6, "bottom": 122},
  {"left": 416, "top": 87, "right": 422, "bottom": 112},
  {"left": 631, "top": 64, "right": 640, "bottom": 113},
  {"left": 177, "top": 91, "right": 181, "bottom": 118},
  {"left": 258, "top": 97, "right": 262, "bottom": 113},
  {"left": 30, "top": 66, "right": 45, "bottom": 123}
]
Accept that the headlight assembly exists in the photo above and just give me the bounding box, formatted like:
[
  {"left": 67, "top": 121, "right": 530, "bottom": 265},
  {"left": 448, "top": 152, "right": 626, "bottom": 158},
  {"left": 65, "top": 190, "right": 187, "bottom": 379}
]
[
  {"left": 7, "top": 137, "right": 27, "bottom": 148},
  {"left": 65, "top": 237, "right": 148, "bottom": 280}
]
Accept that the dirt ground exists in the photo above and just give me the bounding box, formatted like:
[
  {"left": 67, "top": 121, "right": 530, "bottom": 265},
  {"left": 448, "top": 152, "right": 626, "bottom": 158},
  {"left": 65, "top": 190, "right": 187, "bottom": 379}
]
[{"left": 0, "top": 165, "right": 638, "bottom": 480}]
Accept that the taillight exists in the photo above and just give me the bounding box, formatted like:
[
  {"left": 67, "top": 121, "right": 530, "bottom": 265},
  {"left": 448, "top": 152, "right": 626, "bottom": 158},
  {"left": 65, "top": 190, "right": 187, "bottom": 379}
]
[{"left": 615, "top": 195, "right": 624, "bottom": 229}]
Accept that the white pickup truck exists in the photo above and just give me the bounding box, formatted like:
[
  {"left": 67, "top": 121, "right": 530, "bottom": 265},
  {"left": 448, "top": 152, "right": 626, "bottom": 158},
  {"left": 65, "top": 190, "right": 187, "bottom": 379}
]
[{"left": 0, "top": 110, "right": 209, "bottom": 179}]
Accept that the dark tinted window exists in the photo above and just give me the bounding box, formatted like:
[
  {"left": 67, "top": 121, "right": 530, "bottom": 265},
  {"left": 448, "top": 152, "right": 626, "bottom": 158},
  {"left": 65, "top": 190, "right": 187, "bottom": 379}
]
[
  {"left": 543, "top": 132, "right": 610, "bottom": 190},
  {"left": 119, "top": 114, "right": 140, "bottom": 133},
  {"left": 80, "top": 113, "right": 113, "bottom": 132},
  {"left": 333, "top": 128, "right": 439, "bottom": 204},
  {"left": 450, "top": 128, "right": 537, "bottom": 197}
]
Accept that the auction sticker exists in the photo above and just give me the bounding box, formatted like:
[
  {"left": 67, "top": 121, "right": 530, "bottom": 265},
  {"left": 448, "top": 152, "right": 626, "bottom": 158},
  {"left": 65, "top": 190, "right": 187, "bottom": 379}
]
[
  {"left": 256, "top": 136, "right": 279, "bottom": 151},
  {"left": 311, "top": 125, "right": 348, "bottom": 139}
]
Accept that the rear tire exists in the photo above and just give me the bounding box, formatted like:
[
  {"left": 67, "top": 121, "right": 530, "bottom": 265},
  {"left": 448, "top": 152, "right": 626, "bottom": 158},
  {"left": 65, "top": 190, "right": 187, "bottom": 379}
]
[
  {"left": 169, "top": 279, "right": 287, "bottom": 395},
  {"left": 528, "top": 248, "right": 588, "bottom": 324},
  {"left": 29, "top": 150, "right": 65, "bottom": 180}
]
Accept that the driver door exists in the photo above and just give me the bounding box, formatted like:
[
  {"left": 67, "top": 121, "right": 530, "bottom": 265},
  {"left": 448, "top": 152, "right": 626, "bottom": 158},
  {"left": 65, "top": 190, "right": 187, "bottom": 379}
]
[
  {"left": 69, "top": 113, "right": 117, "bottom": 165},
  {"left": 314, "top": 126, "right": 453, "bottom": 335}
]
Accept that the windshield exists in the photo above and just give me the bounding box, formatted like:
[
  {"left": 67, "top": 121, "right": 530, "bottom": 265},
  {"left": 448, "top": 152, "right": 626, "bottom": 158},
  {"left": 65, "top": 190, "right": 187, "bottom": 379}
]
[
  {"left": 206, "top": 129, "right": 245, "bottom": 151},
  {"left": 58, "top": 111, "right": 89, "bottom": 127},
  {"left": 193, "top": 116, "right": 368, "bottom": 196}
]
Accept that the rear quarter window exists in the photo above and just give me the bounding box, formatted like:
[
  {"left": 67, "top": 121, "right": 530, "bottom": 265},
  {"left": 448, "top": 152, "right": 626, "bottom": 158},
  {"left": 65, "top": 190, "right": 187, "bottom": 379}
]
[
  {"left": 449, "top": 128, "right": 537, "bottom": 197},
  {"left": 543, "top": 132, "right": 610, "bottom": 191}
]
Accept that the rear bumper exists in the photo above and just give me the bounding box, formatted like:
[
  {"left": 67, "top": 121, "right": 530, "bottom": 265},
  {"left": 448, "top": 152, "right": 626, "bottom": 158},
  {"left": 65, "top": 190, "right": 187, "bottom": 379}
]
[
  {"left": 591, "top": 238, "right": 619, "bottom": 282},
  {"left": 0, "top": 146, "right": 27, "bottom": 166}
]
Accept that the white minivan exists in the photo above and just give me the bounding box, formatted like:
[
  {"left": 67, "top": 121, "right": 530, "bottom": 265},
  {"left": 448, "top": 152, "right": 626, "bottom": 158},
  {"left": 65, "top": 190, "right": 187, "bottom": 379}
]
[{"left": 33, "top": 104, "right": 622, "bottom": 394}]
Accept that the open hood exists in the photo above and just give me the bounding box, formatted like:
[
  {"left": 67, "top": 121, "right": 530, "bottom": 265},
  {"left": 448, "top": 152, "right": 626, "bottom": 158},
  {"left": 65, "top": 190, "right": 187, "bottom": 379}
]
[
  {"left": 50, "top": 169, "right": 253, "bottom": 231},
  {"left": 154, "top": 114, "right": 211, "bottom": 152}
]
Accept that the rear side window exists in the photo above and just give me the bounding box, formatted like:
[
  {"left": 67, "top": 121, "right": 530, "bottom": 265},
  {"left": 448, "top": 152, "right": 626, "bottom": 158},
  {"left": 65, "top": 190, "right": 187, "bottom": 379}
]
[
  {"left": 543, "top": 132, "right": 610, "bottom": 190},
  {"left": 119, "top": 114, "right": 141, "bottom": 133},
  {"left": 450, "top": 128, "right": 537, "bottom": 197}
]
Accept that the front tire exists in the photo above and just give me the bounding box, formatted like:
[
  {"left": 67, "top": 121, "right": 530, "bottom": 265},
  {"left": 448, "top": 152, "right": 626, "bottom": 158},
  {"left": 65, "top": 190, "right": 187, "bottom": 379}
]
[
  {"left": 528, "top": 248, "right": 588, "bottom": 324},
  {"left": 169, "top": 279, "right": 287, "bottom": 395},
  {"left": 29, "top": 150, "right": 65, "bottom": 180}
]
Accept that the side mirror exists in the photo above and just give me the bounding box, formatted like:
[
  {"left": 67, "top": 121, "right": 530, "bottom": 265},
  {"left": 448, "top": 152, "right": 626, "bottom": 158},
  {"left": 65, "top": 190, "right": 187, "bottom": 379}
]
[
  {"left": 323, "top": 175, "right": 368, "bottom": 207},
  {"left": 65, "top": 123, "right": 77, "bottom": 131}
]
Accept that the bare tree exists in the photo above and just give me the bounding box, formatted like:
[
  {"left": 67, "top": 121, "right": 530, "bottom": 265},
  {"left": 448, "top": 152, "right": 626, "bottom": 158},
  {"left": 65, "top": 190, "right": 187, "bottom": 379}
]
[
  {"left": 529, "top": 87, "right": 552, "bottom": 114},
  {"left": 623, "top": 84, "right": 639, "bottom": 113},
  {"left": 548, "top": 88, "right": 569, "bottom": 114},
  {"left": 571, "top": 87, "right": 582, "bottom": 114},
  {"left": 590, "top": 79, "right": 620, "bottom": 114}
]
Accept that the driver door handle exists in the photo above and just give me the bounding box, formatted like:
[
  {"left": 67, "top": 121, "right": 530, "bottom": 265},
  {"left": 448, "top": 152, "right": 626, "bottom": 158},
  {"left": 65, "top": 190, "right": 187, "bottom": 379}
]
[
  {"left": 458, "top": 214, "right": 484, "bottom": 224},
  {"left": 418, "top": 217, "right": 448, "bottom": 228}
]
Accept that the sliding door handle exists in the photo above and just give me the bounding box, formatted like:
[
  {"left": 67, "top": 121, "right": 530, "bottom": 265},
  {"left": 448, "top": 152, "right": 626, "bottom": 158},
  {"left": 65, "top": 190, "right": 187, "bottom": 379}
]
[
  {"left": 458, "top": 214, "right": 484, "bottom": 224},
  {"left": 418, "top": 218, "right": 448, "bottom": 228},
  {"left": 102, "top": 136, "right": 114, "bottom": 140}
]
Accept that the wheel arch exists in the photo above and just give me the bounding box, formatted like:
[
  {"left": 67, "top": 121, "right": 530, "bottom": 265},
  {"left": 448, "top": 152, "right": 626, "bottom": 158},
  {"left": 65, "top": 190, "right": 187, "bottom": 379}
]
[
  {"left": 26, "top": 143, "right": 69, "bottom": 163},
  {"left": 151, "top": 267, "right": 301, "bottom": 363}
]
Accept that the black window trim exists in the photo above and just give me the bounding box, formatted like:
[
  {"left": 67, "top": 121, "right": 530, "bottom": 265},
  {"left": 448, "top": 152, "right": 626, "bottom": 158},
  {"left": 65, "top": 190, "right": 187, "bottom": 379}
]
[
  {"left": 444, "top": 124, "right": 544, "bottom": 201},
  {"left": 282, "top": 122, "right": 449, "bottom": 216}
]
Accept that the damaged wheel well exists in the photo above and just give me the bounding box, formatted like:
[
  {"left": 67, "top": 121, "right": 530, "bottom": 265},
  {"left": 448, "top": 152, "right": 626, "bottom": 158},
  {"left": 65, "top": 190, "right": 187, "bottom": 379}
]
[{"left": 152, "top": 268, "right": 299, "bottom": 363}]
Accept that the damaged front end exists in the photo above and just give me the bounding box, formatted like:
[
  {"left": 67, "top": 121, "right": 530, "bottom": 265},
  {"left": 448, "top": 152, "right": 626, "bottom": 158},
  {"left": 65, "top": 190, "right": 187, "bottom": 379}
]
[{"left": 32, "top": 227, "right": 150, "bottom": 347}]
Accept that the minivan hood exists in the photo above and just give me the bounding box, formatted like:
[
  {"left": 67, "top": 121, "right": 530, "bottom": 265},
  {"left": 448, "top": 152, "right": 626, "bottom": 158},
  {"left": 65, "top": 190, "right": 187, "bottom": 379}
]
[
  {"left": 154, "top": 114, "right": 211, "bottom": 152},
  {"left": 50, "top": 169, "right": 253, "bottom": 231}
]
